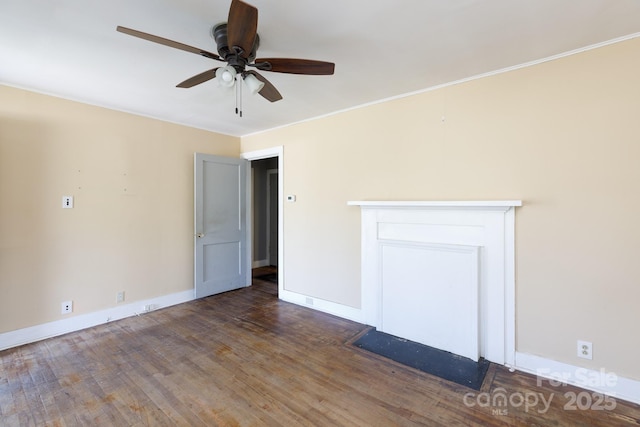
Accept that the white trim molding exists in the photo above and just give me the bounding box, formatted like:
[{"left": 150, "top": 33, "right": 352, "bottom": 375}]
[
  {"left": 246, "top": 33, "right": 640, "bottom": 139},
  {"left": 0, "top": 290, "right": 194, "bottom": 352},
  {"left": 348, "top": 200, "right": 522, "bottom": 208},
  {"left": 241, "top": 146, "right": 284, "bottom": 296},
  {"left": 241, "top": 146, "right": 283, "bottom": 162},
  {"left": 279, "top": 289, "right": 364, "bottom": 324}
]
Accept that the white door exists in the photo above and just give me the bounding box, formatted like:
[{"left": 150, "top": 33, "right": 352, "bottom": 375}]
[{"left": 194, "top": 153, "right": 250, "bottom": 298}]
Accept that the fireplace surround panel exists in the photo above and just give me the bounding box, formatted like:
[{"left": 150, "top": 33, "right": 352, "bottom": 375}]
[{"left": 348, "top": 200, "right": 521, "bottom": 365}]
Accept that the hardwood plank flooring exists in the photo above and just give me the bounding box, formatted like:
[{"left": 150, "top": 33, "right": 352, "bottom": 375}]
[{"left": 1, "top": 278, "right": 639, "bottom": 426}]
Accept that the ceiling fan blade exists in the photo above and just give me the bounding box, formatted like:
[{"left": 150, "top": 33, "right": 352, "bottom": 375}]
[
  {"left": 227, "top": 0, "right": 258, "bottom": 58},
  {"left": 176, "top": 68, "right": 220, "bottom": 88},
  {"left": 253, "top": 58, "right": 335, "bottom": 75},
  {"left": 116, "top": 26, "right": 221, "bottom": 61},
  {"left": 245, "top": 71, "right": 283, "bottom": 102}
]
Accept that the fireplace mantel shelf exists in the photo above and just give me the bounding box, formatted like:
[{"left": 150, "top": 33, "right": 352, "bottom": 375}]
[{"left": 347, "top": 200, "right": 522, "bottom": 208}]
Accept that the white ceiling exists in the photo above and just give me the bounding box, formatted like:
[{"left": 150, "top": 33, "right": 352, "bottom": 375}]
[{"left": 2, "top": 1, "right": 640, "bottom": 137}]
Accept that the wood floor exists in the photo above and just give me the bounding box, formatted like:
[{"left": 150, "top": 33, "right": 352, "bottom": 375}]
[{"left": 1, "top": 274, "right": 639, "bottom": 426}]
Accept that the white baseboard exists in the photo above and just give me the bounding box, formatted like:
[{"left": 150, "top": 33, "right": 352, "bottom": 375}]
[
  {"left": 279, "top": 289, "right": 364, "bottom": 324},
  {"left": 252, "top": 259, "right": 270, "bottom": 268},
  {"left": 0, "top": 286, "right": 363, "bottom": 352},
  {"left": 515, "top": 352, "right": 640, "bottom": 406},
  {"left": 0, "top": 290, "right": 195, "bottom": 352},
  {"left": 11, "top": 290, "right": 638, "bottom": 407}
]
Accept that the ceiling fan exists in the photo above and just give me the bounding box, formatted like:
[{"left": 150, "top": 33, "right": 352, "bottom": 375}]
[{"left": 117, "top": 0, "right": 335, "bottom": 116}]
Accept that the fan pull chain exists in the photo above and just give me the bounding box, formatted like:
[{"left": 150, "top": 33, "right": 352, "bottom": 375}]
[
  {"left": 239, "top": 75, "right": 243, "bottom": 117},
  {"left": 233, "top": 74, "right": 244, "bottom": 117},
  {"left": 235, "top": 74, "right": 239, "bottom": 115}
]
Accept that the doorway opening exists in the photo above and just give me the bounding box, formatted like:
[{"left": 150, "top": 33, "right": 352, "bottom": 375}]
[{"left": 243, "top": 148, "right": 282, "bottom": 295}]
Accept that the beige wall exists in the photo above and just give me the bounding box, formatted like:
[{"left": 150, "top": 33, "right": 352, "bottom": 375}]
[
  {"left": 2, "top": 37, "right": 638, "bottom": 381},
  {"left": 0, "top": 85, "right": 239, "bottom": 332},
  {"left": 242, "top": 38, "right": 640, "bottom": 380}
]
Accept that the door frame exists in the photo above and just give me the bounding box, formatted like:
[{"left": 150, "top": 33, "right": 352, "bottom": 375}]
[{"left": 241, "top": 146, "right": 283, "bottom": 295}]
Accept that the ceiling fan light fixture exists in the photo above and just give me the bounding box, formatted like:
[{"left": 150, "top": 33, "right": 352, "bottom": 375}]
[
  {"left": 215, "top": 65, "right": 237, "bottom": 88},
  {"left": 117, "top": 0, "right": 333, "bottom": 110},
  {"left": 243, "top": 73, "right": 264, "bottom": 95}
]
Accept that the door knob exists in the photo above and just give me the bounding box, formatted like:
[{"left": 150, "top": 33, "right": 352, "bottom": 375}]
[{"left": 196, "top": 233, "right": 205, "bottom": 238}]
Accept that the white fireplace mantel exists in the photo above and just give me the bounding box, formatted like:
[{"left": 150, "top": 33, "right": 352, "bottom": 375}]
[
  {"left": 347, "top": 200, "right": 522, "bottom": 208},
  {"left": 349, "top": 200, "right": 522, "bottom": 366}
]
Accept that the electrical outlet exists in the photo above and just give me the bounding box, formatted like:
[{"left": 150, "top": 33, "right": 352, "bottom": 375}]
[
  {"left": 116, "top": 291, "right": 125, "bottom": 303},
  {"left": 577, "top": 340, "right": 593, "bottom": 360},
  {"left": 62, "top": 196, "right": 74, "bottom": 209},
  {"left": 61, "top": 301, "right": 73, "bottom": 314}
]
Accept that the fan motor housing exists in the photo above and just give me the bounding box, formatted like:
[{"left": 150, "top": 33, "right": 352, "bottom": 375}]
[{"left": 212, "top": 22, "right": 260, "bottom": 68}]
